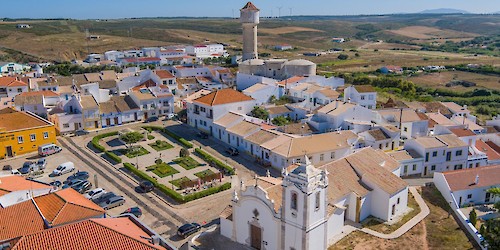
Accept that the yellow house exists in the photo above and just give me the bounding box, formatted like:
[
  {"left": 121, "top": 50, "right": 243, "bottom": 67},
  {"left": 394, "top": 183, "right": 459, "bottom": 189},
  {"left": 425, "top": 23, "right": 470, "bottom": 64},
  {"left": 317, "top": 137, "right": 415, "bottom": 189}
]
[{"left": 0, "top": 108, "right": 57, "bottom": 159}]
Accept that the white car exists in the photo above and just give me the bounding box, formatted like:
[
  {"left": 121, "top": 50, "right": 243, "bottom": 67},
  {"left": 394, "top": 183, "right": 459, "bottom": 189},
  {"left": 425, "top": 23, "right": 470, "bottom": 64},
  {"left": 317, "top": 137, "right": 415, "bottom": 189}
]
[
  {"left": 52, "top": 162, "right": 75, "bottom": 176},
  {"left": 11, "top": 169, "right": 21, "bottom": 175},
  {"left": 84, "top": 188, "right": 106, "bottom": 200}
]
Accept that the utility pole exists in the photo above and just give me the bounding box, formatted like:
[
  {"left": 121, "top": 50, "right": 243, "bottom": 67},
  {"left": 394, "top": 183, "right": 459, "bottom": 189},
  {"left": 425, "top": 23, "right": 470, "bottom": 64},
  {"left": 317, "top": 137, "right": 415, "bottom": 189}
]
[
  {"left": 289, "top": 8, "right": 293, "bottom": 17},
  {"left": 277, "top": 6, "right": 283, "bottom": 18}
]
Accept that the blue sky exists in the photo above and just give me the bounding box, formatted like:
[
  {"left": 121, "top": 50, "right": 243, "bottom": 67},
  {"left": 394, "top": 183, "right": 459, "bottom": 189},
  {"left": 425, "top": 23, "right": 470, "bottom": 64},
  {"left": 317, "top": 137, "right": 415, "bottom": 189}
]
[{"left": 2, "top": 0, "right": 499, "bottom": 19}]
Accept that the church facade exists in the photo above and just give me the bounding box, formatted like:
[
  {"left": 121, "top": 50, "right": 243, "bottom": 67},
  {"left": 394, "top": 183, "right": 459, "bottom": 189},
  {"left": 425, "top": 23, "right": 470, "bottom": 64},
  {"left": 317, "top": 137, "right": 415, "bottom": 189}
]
[{"left": 220, "top": 147, "right": 409, "bottom": 250}]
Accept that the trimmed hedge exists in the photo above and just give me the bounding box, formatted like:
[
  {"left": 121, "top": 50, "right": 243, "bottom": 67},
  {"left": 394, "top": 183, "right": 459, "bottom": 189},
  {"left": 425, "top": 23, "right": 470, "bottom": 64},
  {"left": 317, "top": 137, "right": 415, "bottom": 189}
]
[
  {"left": 105, "top": 151, "right": 122, "bottom": 163},
  {"left": 141, "top": 126, "right": 193, "bottom": 148},
  {"left": 123, "top": 162, "right": 230, "bottom": 203},
  {"left": 195, "top": 148, "right": 235, "bottom": 175},
  {"left": 91, "top": 131, "right": 118, "bottom": 152}
]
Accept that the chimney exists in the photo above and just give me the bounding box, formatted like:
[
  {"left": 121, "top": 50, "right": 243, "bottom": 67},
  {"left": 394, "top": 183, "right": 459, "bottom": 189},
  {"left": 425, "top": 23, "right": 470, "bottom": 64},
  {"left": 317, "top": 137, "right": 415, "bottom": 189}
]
[{"left": 474, "top": 174, "right": 479, "bottom": 185}]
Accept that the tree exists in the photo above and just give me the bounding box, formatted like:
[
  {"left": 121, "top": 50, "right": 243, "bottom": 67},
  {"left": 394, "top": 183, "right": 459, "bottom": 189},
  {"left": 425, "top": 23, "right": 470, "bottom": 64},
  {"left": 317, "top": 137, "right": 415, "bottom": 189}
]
[
  {"left": 179, "top": 148, "right": 190, "bottom": 158},
  {"left": 251, "top": 106, "right": 269, "bottom": 120},
  {"left": 337, "top": 54, "right": 349, "bottom": 60},
  {"left": 469, "top": 208, "right": 477, "bottom": 227},
  {"left": 121, "top": 132, "right": 144, "bottom": 151},
  {"left": 272, "top": 116, "right": 291, "bottom": 126},
  {"left": 482, "top": 219, "right": 500, "bottom": 249}
]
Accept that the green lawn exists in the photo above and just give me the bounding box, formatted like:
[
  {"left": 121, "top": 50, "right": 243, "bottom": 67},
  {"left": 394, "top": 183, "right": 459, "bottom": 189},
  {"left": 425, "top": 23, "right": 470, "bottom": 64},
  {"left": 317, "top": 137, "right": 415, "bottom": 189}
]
[
  {"left": 151, "top": 163, "right": 179, "bottom": 178},
  {"left": 149, "top": 140, "right": 174, "bottom": 151},
  {"left": 173, "top": 157, "right": 200, "bottom": 170},
  {"left": 169, "top": 176, "right": 191, "bottom": 188},
  {"left": 194, "top": 169, "right": 215, "bottom": 178},
  {"left": 120, "top": 146, "right": 150, "bottom": 158},
  {"left": 147, "top": 134, "right": 155, "bottom": 140}
]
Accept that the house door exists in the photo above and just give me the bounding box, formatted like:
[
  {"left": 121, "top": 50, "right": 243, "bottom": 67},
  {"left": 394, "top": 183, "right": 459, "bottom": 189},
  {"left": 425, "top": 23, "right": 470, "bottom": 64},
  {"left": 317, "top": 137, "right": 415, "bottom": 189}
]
[
  {"left": 134, "top": 113, "right": 138, "bottom": 121},
  {"left": 392, "top": 204, "right": 396, "bottom": 215},
  {"left": 218, "top": 129, "right": 222, "bottom": 140},
  {"left": 459, "top": 197, "right": 462, "bottom": 206},
  {"left": 250, "top": 224, "right": 262, "bottom": 250},
  {"left": 106, "top": 118, "right": 111, "bottom": 126},
  {"left": 227, "top": 134, "right": 230, "bottom": 144},
  {"left": 391, "top": 141, "right": 395, "bottom": 150},
  {"left": 423, "top": 166, "right": 428, "bottom": 176},
  {"left": 114, "top": 117, "right": 119, "bottom": 125},
  {"left": 210, "top": 126, "right": 213, "bottom": 135},
  {"left": 485, "top": 192, "right": 491, "bottom": 203},
  {"left": 74, "top": 123, "right": 80, "bottom": 130},
  {"left": 344, "top": 205, "right": 349, "bottom": 221},
  {"left": 144, "top": 112, "right": 148, "bottom": 120},
  {"left": 94, "top": 121, "right": 99, "bottom": 128},
  {"left": 6, "top": 146, "right": 13, "bottom": 157},
  {"left": 251, "top": 144, "right": 254, "bottom": 156}
]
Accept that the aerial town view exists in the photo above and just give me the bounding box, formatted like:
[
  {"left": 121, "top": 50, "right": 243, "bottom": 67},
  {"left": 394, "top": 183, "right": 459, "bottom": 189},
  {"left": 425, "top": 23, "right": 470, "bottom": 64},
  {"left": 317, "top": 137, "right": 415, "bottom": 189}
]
[{"left": 0, "top": 0, "right": 499, "bottom": 249}]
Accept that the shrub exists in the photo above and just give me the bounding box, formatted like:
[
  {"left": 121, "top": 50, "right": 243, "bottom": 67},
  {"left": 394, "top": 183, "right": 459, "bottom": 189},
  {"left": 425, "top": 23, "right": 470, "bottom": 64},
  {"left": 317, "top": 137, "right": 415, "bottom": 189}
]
[
  {"left": 337, "top": 54, "right": 349, "bottom": 60},
  {"left": 184, "top": 182, "right": 231, "bottom": 202},
  {"left": 195, "top": 148, "right": 235, "bottom": 175},
  {"left": 91, "top": 131, "right": 118, "bottom": 152},
  {"left": 155, "top": 159, "right": 163, "bottom": 164},
  {"left": 469, "top": 209, "right": 477, "bottom": 227},
  {"left": 105, "top": 151, "right": 122, "bottom": 163},
  {"left": 123, "top": 163, "right": 157, "bottom": 184},
  {"left": 180, "top": 148, "right": 190, "bottom": 158},
  {"left": 147, "top": 134, "right": 155, "bottom": 140},
  {"left": 179, "top": 138, "right": 193, "bottom": 148}
]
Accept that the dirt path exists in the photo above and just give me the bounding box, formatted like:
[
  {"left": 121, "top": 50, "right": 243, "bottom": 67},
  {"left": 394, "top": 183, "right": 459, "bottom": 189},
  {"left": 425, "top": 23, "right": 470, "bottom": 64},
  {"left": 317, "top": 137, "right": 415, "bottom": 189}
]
[{"left": 421, "top": 220, "right": 429, "bottom": 250}]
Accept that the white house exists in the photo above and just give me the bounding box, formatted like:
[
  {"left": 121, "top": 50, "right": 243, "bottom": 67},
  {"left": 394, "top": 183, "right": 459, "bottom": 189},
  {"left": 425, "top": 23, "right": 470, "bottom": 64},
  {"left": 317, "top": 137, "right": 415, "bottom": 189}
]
[
  {"left": 309, "top": 100, "right": 375, "bottom": 133},
  {"left": 388, "top": 149, "right": 425, "bottom": 177},
  {"left": 0, "top": 62, "right": 30, "bottom": 74},
  {"left": 242, "top": 83, "right": 279, "bottom": 105},
  {"left": 99, "top": 96, "right": 140, "bottom": 128},
  {"left": 0, "top": 77, "right": 29, "bottom": 98},
  {"left": 104, "top": 51, "right": 125, "bottom": 61},
  {"left": 187, "top": 89, "right": 256, "bottom": 135},
  {"left": 376, "top": 108, "right": 428, "bottom": 140},
  {"left": 343, "top": 85, "right": 377, "bottom": 109},
  {"left": 434, "top": 165, "right": 500, "bottom": 208},
  {"left": 221, "top": 147, "right": 408, "bottom": 250},
  {"left": 185, "top": 44, "right": 226, "bottom": 58},
  {"left": 274, "top": 44, "right": 293, "bottom": 51},
  {"left": 404, "top": 134, "right": 469, "bottom": 177},
  {"left": 128, "top": 88, "right": 174, "bottom": 121}
]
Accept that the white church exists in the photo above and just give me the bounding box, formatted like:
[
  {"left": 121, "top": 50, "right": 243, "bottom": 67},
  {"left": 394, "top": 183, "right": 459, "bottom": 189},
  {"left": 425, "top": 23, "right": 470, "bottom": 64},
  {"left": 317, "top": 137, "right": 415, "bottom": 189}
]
[{"left": 220, "top": 147, "right": 409, "bottom": 250}]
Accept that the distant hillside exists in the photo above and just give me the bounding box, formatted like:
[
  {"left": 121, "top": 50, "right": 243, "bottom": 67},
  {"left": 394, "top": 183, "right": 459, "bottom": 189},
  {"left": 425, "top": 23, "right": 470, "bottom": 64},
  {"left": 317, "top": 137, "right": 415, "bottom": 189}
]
[{"left": 419, "top": 8, "right": 470, "bottom": 14}]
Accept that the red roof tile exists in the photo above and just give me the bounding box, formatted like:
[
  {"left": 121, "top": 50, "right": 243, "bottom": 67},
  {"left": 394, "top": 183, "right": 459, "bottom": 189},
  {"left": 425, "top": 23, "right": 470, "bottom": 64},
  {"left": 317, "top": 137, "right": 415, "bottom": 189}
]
[
  {"left": 442, "top": 165, "right": 500, "bottom": 191},
  {"left": 18, "top": 90, "right": 59, "bottom": 97},
  {"left": 0, "top": 200, "right": 46, "bottom": 241},
  {"left": 476, "top": 140, "right": 500, "bottom": 161},
  {"left": 194, "top": 89, "right": 254, "bottom": 106},
  {"left": 450, "top": 128, "right": 476, "bottom": 137},
  {"left": 0, "top": 77, "right": 27, "bottom": 87},
  {"left": 241, "top": 2, "right": 259, "bottom": 11},
  {"left": 155, "top": 70, "right": 175, "bottom": 79},
  {"left": 0, "top": 176, "right": 51, "bottom": 193}
]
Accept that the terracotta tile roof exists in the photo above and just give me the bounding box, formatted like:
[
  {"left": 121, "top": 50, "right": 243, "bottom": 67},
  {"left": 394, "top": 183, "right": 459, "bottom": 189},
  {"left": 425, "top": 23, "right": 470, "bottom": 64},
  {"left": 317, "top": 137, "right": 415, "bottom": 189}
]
[
  {"left": 131, "top": 79, "right": 157, "bottom": 91},
  {"left": 277, "top": 76, "right": 305, "bottom": 86},
  {"left": 450, "top": 128, "right": 476, "bottom": 137},
  {"left": 451, "top": 116, "right": 483, "bottom": 132},
  {"left": 485, "top": 141, "right": 500, "bottom": 154},
  {"left": 243, "top": 83, "right": 269, "bottom": 94},
  {"left": 353, "top": 85, "right": 375, "bottom": 93},
  {"left": 245, "top": 130, "right": 281, "bottom": 145},
  {"left": 413, "top": 137, "right": 447, "bottom": 149},
  {"left": 155, "top": 70, "right": 174, "bottom": 79},
  {"left": 322, "top": 158, "right": 371, "bottom": 201},
  {"left": 226, "top": 120, "right": 260, "bottom": 137},
  {"left": 33, "top": 188, "right": 104, "bottom": 226},
  {"left": 14, "top": 95, "right": 43, "bottom": 106},
  {"left": 281, "top": 122, "right": 317, "bottom": 135},
  {"left": 84, "top": 73, "right": 102, "bottom": 82},
  {"left": 367, "top": 128, "right": 390, "bottom": 141},
  {"left": 80, "top": 95, "right": 99, "bottom": 109},
  {"left": 476, "top": 140, "right": 500, "bottom": 161},
  {"left": 441, "top": 102, "right": 469, "bottom": 114},
  {"left": 0, "top": 108, "right": 52, "bottom": 131},
  {"left": 426, "top": 112, "right": 454, "bottom": 126},
  {"left": 8, "top": 218, "right": 167, "bottom": 250},
  {"left": 421, "top": 102, "right": 452, "bottom": 116},
  {"left": 193, "top": 89, "right": 254, "bottom": 106},
  {"left": 318, "top": 88, "right": 340, "bottom": 99},
  {"left": 267, "top": 105, "right": 292, "bottom": 115},
  {"left": 0, "top": 176, "right": 51, "bottom": 193},
  {"left": 0, "top": 200, "right": 46, "bottom": 241},
  {"left": 442, "top": 165, "right": 500, "bottom": 192},
  {"left": 176, "top": 77, "right": 197, "bottom": 85},
  {"left": 18, "top": 90, "right": 59, "bottom": 97},
  {"left": 388, "top": 149, "right": 422, "bottom": 161},
  {"left": 112, "top": 96, "right": 139, "bottom": 111},
  {"left": 436, "top": 134, "right": 467, "bottom": 148},
  {"left": 378, "top": 108, "right": 423, "bottom": 123},
  {"left": 99, "top": 100, "right": 119, "bottom": 114},
  {"left": 121, "top": 57, "right": 161, "bottom": 63},
  {"left": 0, "top": 77, "right": 27, "bottom": 87},
  {"left": 241, "top": 2, "right": 259, "bottom": 11}
]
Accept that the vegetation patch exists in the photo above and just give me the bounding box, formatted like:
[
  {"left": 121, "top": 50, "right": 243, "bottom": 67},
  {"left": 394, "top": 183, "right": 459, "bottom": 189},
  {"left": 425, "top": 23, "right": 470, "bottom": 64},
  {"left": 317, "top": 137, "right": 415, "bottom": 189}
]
[
  {"left": 142, "top": 126, "right": 193, "bottom": 148},
  {"left": 149, "top": 140, "right": 173, "bottom": 151},
  {"left": 195, "top": 148, "right": 235, "bottom": 175},
  {"left": 147, "top": 134, "right": 155, "bottom": 140},
  {"left": 194, "top": 169, "right": 215, "bottom": 178},
  {"left": 104, "top": 151, "right": 122, "bottom": 163},
  {"left": 151, "top": 163, "right": 179, "bottom": 178},
  {"left": 169, "top": 176, "right": 191, "bottom": 188},
  {"left": 173, "top": 157, "right": 200, "bottom": 170},
  {"left": 91, "top": 131, "right": 118, "bottom": 152},
  {"left": 120, "top": 146, "right": 150, "bottom": 158}
]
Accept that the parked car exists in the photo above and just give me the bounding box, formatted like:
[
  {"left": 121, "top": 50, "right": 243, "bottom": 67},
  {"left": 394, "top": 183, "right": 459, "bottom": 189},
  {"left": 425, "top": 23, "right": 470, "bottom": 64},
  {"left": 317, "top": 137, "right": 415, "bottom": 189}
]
[
  {"left": 61, "top": 179, "right": 85, "bottom": 189},
  {"left": 177, "top": 223, "right": 201, "bottom": 238},
  {"left": 92, "top": 192, "right": 117, "bottom": 203},
  {"left": 99, "top": 196, "right": 125, "bottom": 210},
  {"left": 226, "top": 147, "right": 239, "bottom": 156},
  {"left": 49, "top": 180, "right": 62, "bottom": 187},
  {"left": 145, "top": 116, "right": 159, "bottom": 123},
  {"left": 52, "top": 162, "right": 75, "bottom": 176},
  {"left": 73, "top": 181, "right": 92, "bottom": 194},
  {"left": 36, "top": 158, "right": 47, "bottom": 170},
  {"left": 139, "top": 181, "right": 154, "bottom": 192},
  {"left": 84, "top": 188, "right": 106, "bottom": 200},
  {"left": 64, "top": 171, "right": 89, "bottom": 184},
  {"left": 11, "top": 169, "right": 21, "bottom": 175},
  {"left": 196, "top": 131, "right": 208, "bottom": 139},
  {"left": 38, "top": 143, "right": 62, "bottom": 157},
  {"left": 2, "top": 165, "right": 12, "bottom": 171},
  {"left": 18, "top": 161, "right": 36, "bottom": 174},
  {"left": 121, "top": 207, "right": 142, "bottom": 218}
]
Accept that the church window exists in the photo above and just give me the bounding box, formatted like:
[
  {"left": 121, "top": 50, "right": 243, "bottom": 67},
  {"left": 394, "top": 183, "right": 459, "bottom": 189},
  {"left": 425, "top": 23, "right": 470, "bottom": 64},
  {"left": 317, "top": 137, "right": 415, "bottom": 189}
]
[
  {"left": 315, "top": 192, "right": 320, "bottom": 210},
  {"left": 291, "top": 192, "right": 298, "bottom": 210}
]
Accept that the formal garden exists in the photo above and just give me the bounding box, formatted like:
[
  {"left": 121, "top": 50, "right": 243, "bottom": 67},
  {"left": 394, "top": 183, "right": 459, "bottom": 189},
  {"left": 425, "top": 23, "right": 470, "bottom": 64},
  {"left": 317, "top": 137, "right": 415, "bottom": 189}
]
[{"left": 91, "top": 125, "right": 234, "bottom": 203}]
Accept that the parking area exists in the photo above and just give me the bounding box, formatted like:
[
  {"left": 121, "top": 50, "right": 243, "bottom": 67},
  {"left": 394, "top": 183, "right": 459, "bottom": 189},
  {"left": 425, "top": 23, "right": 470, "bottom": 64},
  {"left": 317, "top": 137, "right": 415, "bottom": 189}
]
[{"left": 0, "top": 149, "right": 172, "bottom": 236}]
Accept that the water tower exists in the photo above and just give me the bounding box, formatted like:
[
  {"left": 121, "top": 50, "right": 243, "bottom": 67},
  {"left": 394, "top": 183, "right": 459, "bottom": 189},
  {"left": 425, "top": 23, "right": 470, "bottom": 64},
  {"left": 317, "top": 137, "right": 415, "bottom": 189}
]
[{"left": 240, "top": 2, "right": 259, "bottom": 61}]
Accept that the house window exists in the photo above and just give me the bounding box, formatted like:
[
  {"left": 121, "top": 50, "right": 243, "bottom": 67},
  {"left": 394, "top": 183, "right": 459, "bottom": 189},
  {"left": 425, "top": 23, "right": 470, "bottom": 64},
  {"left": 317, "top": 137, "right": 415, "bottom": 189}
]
[
  {"left": 412, "top": 164, "right": 417, "bottom": 171},
  {"left": 368, "top": 95, "right": 374, "bottom": 100},
  {"left": 425, "top": 152, "right": 429, "bottom": 162},
  {"left": 63, "top": 123, "right": 70, "bottom": 128},
  {"left": 403, "top": 127, "right": 408, "bottom": 132},
  {"left": 43, "top": 132, "right": 49, "bottom": 139},
  {"left": 397, "top": 197, "right": 400, "bottom": 204},
  {"left": 18, "top": 136, "right": 24, "bottom": 144},
  {"left": 30, "top": 134, "right": 36, "bottom": 141},
  {"left": 320, "top": 154, "right": 324, "bottom": 161},
  {"left": 20, "top": 107, "right": 25, "bottom": 111},
  {"left": 404, "top": 165, "right": 408, "bottom": 173},
  {"left": 432, "top": 151, "right": 437, "bottom": 157},
  {"left": 17, "top": 88, "right": 22, "bottom": 92},
  {"left": 431, "top": 165, "right": 436, "bottom": 171},
  {"left": 331, "top": 152, "right": 335, "bottom": 159},
  {"left": 360, "top": 95, "right": 365, "bottom": 100},
  {"left": 456, "top": 150, "right": 462, "bottom": 156},
  {"left": 315, "top": 192, "right": 320, "bottom": 210},
  {"left": 291, "top": 192, "right": 298, "bottom": 210},
  {"left": 467, "top": 194, "right": 472, "bottom": 199}
]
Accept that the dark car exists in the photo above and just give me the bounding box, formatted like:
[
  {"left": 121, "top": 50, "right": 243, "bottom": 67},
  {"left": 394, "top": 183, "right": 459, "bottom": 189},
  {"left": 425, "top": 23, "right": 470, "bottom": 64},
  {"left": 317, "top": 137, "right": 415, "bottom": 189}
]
[
  {"left": 121, "top": 207, "right": 142, "bottom": 218},
  {"left": 49, "top": 180, "right": 62, "bottom": 187},
  {"left": 226, "top": 147, "right": 239, "bottom": 156},
  {"left": 145, "top": 116, "right": 159, "bottom": 123},
  {"left": 196, "top": 131, "right": 208, "bottom": 139},
  {"left": 177, "top": 223, "right": 201, "bottom": 238},
  {"left": 140, "top": 181, "right": 154, "bottom": 192},
  {"left": 18, "top": 161, "right": 35, "bottom": 174},
  {"left": 61, "top": 179, "right": 85, "bottom": 189},
  {"left": 99, "top": 196, "right": 125, "bottom": 210},
  {"left": 3, "top": 165, "right": 12, "bottom": 171},
  {"left": 73, "top": 181, "right": 92, "bottom": 194},
  {"left": 64, "top": 171, "right": 89, "bottom": 184},
  {"left": 92, "top": 192, "right": 117, "bottom": 204}
]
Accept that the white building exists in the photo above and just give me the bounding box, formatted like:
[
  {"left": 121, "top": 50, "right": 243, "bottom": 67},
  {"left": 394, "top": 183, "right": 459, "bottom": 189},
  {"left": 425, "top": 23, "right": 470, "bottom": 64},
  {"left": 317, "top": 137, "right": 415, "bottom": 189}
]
[
  {"left": 343, "top": 85, "right": 377, "bottom": 109},
  {"left": 242, "top": 83, "right": 280, "bottom": 105},
  {"left": 434, "top": 165, "right": 500, "bottom": 208},
  {"left": 309, "top": 100, "right": 375, "bottom": 133},
  {"left": 0, "top": 77, "right": 29, "bottom": 98},
  {"left": 388, "top": 149, "right": 425, "bottom": 177},
  {"left": 238, "top": 59, "right": 316, "bottom": 82},
  {"left": 376, "top": 108, "right": 428, "bottom": 140},
  {"left": 104, "top": 51, "right": 125, "bottom": 62},
  {"left": 221, "top": 147, "right": 408, "bottom": 250},
  {"left": 187, "top": 89, "right": 256, "bottom": 135},
  {"left": 0, "top": 62, "right": 30, "bottom": 74},
  {"left": 185, "top": 44, "right": 226, "bottom": 58},
  {"left": 99, "top": 96, "right": 140, "bottom": 128}
]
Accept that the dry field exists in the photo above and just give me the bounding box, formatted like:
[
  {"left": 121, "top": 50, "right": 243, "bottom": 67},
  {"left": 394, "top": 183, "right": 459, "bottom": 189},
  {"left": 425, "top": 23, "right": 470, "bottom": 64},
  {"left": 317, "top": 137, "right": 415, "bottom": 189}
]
[
  {"left": 387, "top": 26, "right": 478, "bottom": 41},
  {"left": 409, "top": 71, "right": 500, "bottom": 91},
  {"left": 259, "top": 26, "right": 324, "bottom": 35}
]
